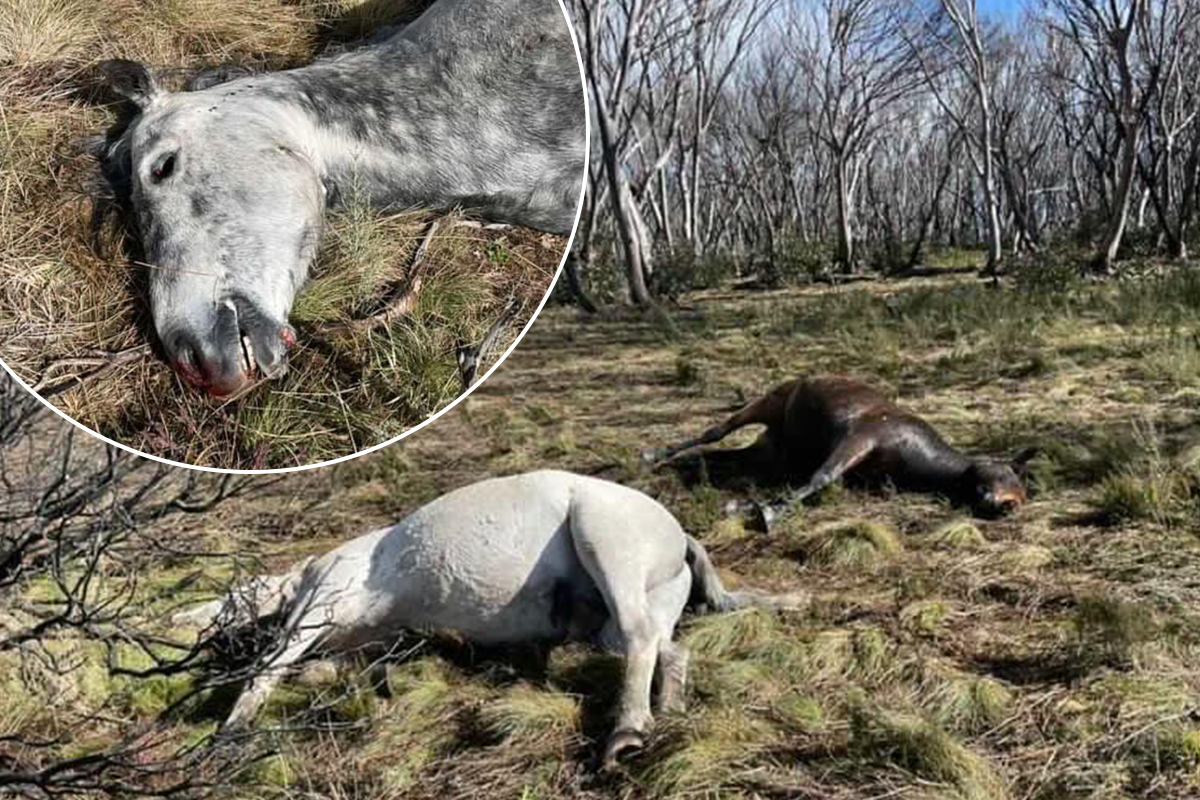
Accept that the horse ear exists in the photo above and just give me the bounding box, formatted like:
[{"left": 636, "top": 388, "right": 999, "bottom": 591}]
[
  {"left": 1011, "top": 447, "right": 1039, "bottom": 477},
  {"left": 99, "top": 59, "right": 163, "bottom": 109}
]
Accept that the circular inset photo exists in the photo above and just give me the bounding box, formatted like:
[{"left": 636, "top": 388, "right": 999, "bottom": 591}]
[{"left": 0, "top": 0, "right": 585, "bottom": 471}]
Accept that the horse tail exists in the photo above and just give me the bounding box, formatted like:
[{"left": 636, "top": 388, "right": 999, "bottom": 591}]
[{"left": 684, "top": 535, "right": 807, "bottom": 614}]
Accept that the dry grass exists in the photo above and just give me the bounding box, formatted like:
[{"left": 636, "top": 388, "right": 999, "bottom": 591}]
[
  {"left": 0, "top": 0, "right": 566, "bottom": 469},
  {"left": 0, "top": 0, "right": 99, "bottom": 66},
  {"left": 790, "top": 519, "right": 903, "bottom": 571},
  {"left": 7, "top": 264, "right": 1200, "bottom": 798}
]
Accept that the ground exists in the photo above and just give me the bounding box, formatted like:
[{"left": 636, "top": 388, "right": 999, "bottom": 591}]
[
  {"left": 7, "top": 255, "right": 1200, "bottom": 798},
  {"left": 0, "top": 0, "right": 566, "bottom": 469}
]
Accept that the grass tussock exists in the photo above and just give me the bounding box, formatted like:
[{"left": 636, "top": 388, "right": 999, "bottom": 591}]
[
  {"left": 1072, "top": 594, "right": 1158, "bottom": 669},
  {"left": 476, "top": 683, "right": 580, "bottom": 746},
  {"left": 683, "top": 607, "right": 786, "bottom": 660},
  {"left": 1084, "top": 420, "right": 1200, "bottom": 528},
  {"left": 638, "top": 709, "right": 778, "bottom": 798},
  {"left": 0, "top": 0, "right": 98, "bottom": 66},
  {"left": 900, "top": 599, "right": 953, "bottom": 635},
  {"left": 995, "top": 543, "right": 1054, "bottom": 571},
  {"left": 798, "top": 627, "right": 897, "bottom": 684},
  {"left": 924, "top": 520, "right": 986, "bottom": 550},
  {"left": 791, "top": 519, "right": 902, "bottom": 570},
  {"left": 915, "top": 660, "right": 1013, "bottom": 734},
  {"left": 851, "top": 704, "right": 1011, "bottom": 800},
  {"left": 354, "top": 658, "right": 485, "bottom": 789}
]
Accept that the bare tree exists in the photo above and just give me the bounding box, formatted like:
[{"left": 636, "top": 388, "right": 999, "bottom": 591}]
[
  {"left": 573, "top": 0, "right": 680, "bottom": 305},
  {"left": 563, "top": 0, "right": 1200, "bottom": 298},
  {"left": 791, "top": 0, "right": 924, "bottom": 272},
  {"left": 1133, "top": 0, "right": 1200, "bottom": 259},
  {"left": 992, "top": 24, "right": 1057, "bottom": 253},
  {"left": 677, "top": 0, "right": 777, "bottom": 254},
  {"left": 1046, "top": 0, "right": 1151, "bottom": 273},
  {"left": 910, "top": 0, "right": 1006, "bottom": 270}
]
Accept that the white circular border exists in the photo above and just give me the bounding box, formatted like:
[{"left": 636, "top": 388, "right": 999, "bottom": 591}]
[{"left": 0, "top": 0, "right": 591, "bottom": 476}]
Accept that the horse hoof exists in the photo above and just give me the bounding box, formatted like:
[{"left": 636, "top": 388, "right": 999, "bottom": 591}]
[
  {"left": 601, "top": 728, "right": 645, "bottom": 771},
  {"left": 745, "top": 502, "right": 776, "bottom": 533}
]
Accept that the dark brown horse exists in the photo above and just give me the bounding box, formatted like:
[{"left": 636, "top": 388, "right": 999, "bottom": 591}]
[{"left": 644, "top": 375, "right": 1033, "bottom": 529}]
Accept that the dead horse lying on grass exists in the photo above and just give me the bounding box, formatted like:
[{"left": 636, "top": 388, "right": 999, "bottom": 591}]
[
  {"left": 179, "top": 471, "right": 803, "bottom": 769},
  {"left": 644, "top": 375, "right": 1034, "bottom": 528},
  {"left": 97, "top": 0, "right": 584, "bottom": 396}
]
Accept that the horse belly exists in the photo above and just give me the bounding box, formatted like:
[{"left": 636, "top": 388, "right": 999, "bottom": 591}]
[
  {"left": 371, "top": 479, "right": 591, "bottom": 644},
  {"left": 420, "top": 537, "right": 592, "bottom": 645}
]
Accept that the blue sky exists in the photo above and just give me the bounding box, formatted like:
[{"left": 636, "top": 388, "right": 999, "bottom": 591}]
[{"left": 977, "top": 0, "right": 1030, "bottom": 15}]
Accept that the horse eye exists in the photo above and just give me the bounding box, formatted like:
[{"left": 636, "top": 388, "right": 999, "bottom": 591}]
[{"left": 150, "top": 152, "right": 177, "bottom": 183}]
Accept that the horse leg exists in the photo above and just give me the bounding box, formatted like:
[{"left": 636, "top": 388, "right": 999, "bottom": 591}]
[
  {"left": 568, "top": 525, "right": 665, "bottom": 770},
  {"left": 756, "top": 431, "right": 877, "bottom": 530},
  {"left": 655, "top": 640, "right": 690, "bottom": 714},
  {"left": 647, "top": 568, "right": 691, "bottom": 714},
  {"left": 643, "top": 387, "right": 789, "bottom": 466},
  {"left": 173, "top": 557, "right": 313, "bottom": 630},
  {"left": 222, "top": 610, "right": 328, "bottom": 730}
]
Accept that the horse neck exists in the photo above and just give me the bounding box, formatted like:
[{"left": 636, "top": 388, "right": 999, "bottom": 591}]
[
  {"left": 896, "top": 422, "right": 975, "bottom": 493},
  {"left": 251, "top": 65, "right": 425, "bottom": 207}
]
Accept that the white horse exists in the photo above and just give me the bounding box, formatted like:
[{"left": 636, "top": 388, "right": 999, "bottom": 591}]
[
  {"left": 98, "top": 0, "right": 584, "bottom": 395},
  {"left": 182, "top": 471, "right": 803, "bottom": 768}
]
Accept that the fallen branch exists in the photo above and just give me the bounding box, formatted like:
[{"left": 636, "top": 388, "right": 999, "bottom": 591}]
[
  {"left": 456, "top": 298, "right": 522, "bottom": 391},
  {"left": 31, "top": 345, "right": 152, "bottom": 400},
  {"left": 454, "top": 220, "right": 512, "bottom": 231},
  {"left": 346, "top": 219, "right": 441, "bottom": 334}
]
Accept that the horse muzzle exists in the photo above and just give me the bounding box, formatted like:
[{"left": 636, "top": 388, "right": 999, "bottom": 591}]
[
  {"left": 161, "top": 298, "right": 295, "bottom": 397},
  {"left": 978, "top": 491, "right": 1025, "bottom": 518}
]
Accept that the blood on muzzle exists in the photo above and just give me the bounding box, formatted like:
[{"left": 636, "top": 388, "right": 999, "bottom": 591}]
[{"left": 163, "top": 298, "right": 294, "bottom": 397}]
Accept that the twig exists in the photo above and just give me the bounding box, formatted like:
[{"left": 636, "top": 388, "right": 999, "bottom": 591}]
[
  {"left": 454, "top": 220, "right": 512, "bottom": 231},
  {"left": 348, "top": 219, "right": 440, "bottom": 334},
  {"left": 31, "top": 345, "right": 152, "bottom": 399},
  {"left": 456, "top": 297, "right": 522, "bottom": 391}
]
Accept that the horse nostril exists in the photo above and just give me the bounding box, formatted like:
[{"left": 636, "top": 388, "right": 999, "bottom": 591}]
[{"left": 165, "top": 331, "right": 204, "bottom": 383}]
